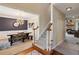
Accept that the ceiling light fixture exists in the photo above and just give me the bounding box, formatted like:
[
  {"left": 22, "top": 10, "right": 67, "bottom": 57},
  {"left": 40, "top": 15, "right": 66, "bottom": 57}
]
[
  {"left": 65, "top": 7, "right": 74, "bottom": 20},
  {"left": 66, "top": 7, "right": 72, "bottom": 11},
  {"left": 16, "top": 17, "right": 24, "bottom": 25}
]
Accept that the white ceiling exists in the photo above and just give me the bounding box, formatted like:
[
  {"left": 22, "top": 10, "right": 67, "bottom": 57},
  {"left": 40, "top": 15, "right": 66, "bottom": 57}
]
[
  {"left": 0, "top": 5, "right": 38, "bottom": 20},
  {"left": 54, "top": 3, "right": 79, "bottom": 17}
]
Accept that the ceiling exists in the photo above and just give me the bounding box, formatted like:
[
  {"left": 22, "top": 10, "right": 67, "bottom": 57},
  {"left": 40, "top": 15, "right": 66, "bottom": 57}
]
[
  {"left": 0, "top": 4, "right": 39, "bottom": 20},
  {"left": 0, "top": 3, "right": 49, "bottom": 20},
  {"left": 54, "top": 3, "right": 79, "bottom": 17}
]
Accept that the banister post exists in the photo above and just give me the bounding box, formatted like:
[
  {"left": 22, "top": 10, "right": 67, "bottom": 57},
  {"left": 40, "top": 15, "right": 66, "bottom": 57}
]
[
  {"left": 33, "top": 26, "right": 39, "bottom": 44},
  {"left": 47, "top": 23, "right": 53, "bottom": 52}
]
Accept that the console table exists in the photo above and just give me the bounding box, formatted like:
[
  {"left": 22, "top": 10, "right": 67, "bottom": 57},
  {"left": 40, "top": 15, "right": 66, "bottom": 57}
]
[{"left": 8, "top": 32, "right": 32, "bottom": 46}]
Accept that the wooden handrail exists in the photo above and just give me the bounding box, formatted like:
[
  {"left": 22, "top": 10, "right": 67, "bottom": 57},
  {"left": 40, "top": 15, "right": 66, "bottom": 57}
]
[
  {"left": 47, "top": 23, "right": 53, "bottom": 31},
  {"left": 33, "top": 26, "right": 39, "bottom": 30}
]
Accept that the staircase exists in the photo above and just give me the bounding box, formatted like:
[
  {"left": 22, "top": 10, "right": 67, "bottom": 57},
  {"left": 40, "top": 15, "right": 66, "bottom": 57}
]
[{"left": 33, "top": 22, "right": 53, "bottom": 54}]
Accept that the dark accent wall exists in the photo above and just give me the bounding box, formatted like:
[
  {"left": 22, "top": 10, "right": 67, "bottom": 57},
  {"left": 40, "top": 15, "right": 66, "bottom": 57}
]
[{"left": 0, "top": 17, "right": 27, "bottom": 31}]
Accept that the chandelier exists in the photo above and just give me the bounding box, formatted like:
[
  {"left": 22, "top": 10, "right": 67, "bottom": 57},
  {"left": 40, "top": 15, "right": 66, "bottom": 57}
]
[
  {"left": 16, "top": 17, "right": 24, "bottom": 25},
  {"left": 14, "top": 17, "right": 24, "bottom": 27},
  {"left": 65, "top": 7, "right": 75, "bottom": 20}
]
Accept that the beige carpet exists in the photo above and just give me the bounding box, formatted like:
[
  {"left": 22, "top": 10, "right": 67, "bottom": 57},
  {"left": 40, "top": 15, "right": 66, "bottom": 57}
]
[{"left": 0, "top": 40, "right": 32, "bottom": 55}]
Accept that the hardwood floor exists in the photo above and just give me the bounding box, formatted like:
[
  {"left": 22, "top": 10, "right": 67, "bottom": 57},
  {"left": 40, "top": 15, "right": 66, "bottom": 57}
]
[
  {"left": 50, "top": 50, "right": 63, "bottom": 55},
  {"left": 17, "top": 44, "right": 63, "bottom": 55},
  {"left": 17, "top": 47, "right": 34, "bottom": 55},
  {"left": 32, "top": 44, "right": 49, "bottom": 55},
  {"left": 18, "top": 44, "right": 49, "bottom": 55}
]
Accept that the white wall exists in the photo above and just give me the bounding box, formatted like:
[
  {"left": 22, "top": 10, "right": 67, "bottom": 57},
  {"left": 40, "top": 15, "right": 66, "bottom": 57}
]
[
  {"left": 53, "top": 6, "right": 65, "bottom": 48},
  {"left": 28, "top": 16, "right": 40, "bottom": 40},
  {"left": 0, "top": 30, "right": 27, "bottom": 36}
]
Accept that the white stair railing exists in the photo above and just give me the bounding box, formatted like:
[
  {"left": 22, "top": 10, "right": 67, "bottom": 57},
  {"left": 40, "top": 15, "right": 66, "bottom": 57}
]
[{"left": 34, "top": 21, "right": 53, "bottom": 51}]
